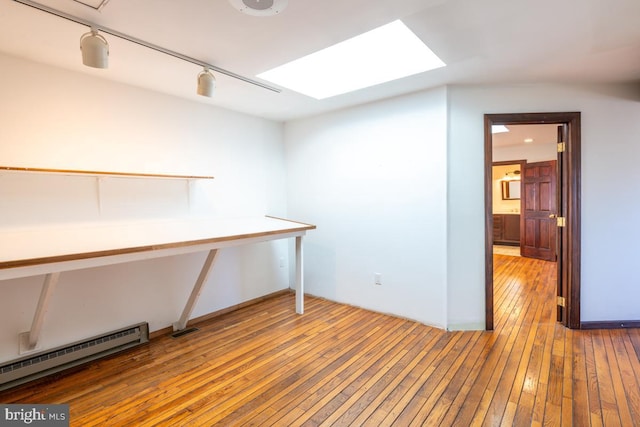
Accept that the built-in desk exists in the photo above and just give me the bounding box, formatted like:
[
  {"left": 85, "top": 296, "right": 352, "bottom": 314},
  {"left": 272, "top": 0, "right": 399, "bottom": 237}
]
[{"left": 0, "top": 216, "right": 315, "bottom": 353}]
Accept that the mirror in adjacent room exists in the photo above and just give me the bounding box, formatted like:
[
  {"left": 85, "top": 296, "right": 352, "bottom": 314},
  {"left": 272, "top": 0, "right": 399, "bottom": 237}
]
[{"left": 501, "top": 179, "right": 521, "bottom": 200}]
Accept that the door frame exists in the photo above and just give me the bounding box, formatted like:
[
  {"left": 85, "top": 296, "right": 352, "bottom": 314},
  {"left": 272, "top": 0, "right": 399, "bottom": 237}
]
[{"left": 484, "top": 112, "right": 581, "bottom": 330}]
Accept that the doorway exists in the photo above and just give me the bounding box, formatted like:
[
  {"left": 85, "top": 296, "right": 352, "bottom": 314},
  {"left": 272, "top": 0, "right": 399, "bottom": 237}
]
[
  {"left": 491, "top": 159, "right": 526, "bottom": 252},
  {"left": 484, "top": 112, "right": 581, "bottom": 330}
]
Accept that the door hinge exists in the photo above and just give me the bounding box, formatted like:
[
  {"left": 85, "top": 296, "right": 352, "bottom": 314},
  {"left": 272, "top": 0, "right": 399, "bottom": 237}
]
[
  {"left": 557, "top": 142, "right": 566, "bottom": 153},
  {"left": 556, "top": 216, "right": 566, "bottom": 227},
  {"left": 557, "top": 296, "right": 566, "bottom": 307}
]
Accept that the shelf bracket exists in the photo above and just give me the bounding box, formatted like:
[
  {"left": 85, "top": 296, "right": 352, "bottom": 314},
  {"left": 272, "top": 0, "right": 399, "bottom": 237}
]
[
  {"left": 19, "top": 272, "right": 61, "bottom": 353},
  {"left": 96, "top": 176, "right": 103, "bottom": 215},
  {"left": 173, "top": 249, "right": 219, "bottom": 332},
  {"left": 186, "top": 179, "right": 196, "bottom": 213}
]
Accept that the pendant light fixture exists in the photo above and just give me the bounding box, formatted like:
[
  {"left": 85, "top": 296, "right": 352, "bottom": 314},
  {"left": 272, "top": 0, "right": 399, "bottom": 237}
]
[
  {"left": 197, "top": 68, "right": 216, "bottom": 97},
  {"left": 80, "top": 28, "right": 109, "bottom": 68}
]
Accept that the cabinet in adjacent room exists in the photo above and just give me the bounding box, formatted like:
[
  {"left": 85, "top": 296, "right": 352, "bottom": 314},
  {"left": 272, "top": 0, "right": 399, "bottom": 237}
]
[{"left": 493, "top": 214, "right": 520, "bottom": 246}]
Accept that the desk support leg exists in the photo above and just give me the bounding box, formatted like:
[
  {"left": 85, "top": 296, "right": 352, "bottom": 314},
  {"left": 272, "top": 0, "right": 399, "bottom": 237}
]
[
  {"left": 173, "top": 249, "right": 219, "bottom": 332},
  {"left": 20, "top": 272, "right": 61, "bottom": 353},
  {"left": 295, "top": 236, "right": 304, "bottom": 314}
]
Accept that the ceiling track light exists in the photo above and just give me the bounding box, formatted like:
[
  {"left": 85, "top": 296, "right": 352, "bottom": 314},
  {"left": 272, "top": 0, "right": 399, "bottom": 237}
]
[
  {"left": 12, "top": 0, "right": 281, "bottom": 94},
  {"left": 197, "top": 68, "right": 216, "bottom": 97},
  {"left": 80, "top": 28, "right": 109, "bottom": 69}
]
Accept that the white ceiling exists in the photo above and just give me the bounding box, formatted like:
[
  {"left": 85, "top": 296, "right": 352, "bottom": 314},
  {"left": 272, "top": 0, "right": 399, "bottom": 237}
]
[
  {"left": 1, "top": 0, "right": 640, "bottom": 122},
  {"left": 493, "top": 124, "right": 559, "bottom": 148}
]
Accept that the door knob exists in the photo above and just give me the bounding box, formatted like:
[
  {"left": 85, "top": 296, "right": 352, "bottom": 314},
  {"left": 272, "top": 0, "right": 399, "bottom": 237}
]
[{"left": 549, "top": 214, "right": 557, "bottom": 218}]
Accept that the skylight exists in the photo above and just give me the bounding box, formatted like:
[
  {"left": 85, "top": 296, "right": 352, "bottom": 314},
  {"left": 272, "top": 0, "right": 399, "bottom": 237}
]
[
  {"left": 257, "top": 20, "right": 446, "bottom": 99},
  {"left": 491, "top": 125, "right": 510, "bottom": 134}
]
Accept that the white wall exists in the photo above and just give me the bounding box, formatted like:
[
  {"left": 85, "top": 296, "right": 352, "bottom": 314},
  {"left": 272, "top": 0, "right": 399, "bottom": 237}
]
[
  {"left": 447, "top": 83, "right": 640, "bottom": 328},
  {"left": 0, "top": 53, "right": 289, "bottom": 363},
  {"left": 285, "top": 88, "right": 449, "bottom": 328}
]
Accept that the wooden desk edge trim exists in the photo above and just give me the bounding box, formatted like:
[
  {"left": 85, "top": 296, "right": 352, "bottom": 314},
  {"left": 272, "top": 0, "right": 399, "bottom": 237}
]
[
  {"left": 265, "top": 215, "right": 317, "bottom": 230},
  {"left": 0, "top": 225, "right": 314, "bottom": 271}
]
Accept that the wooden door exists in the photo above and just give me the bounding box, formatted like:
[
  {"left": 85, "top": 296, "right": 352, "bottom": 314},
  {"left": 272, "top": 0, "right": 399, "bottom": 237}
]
[{"left": 521, "top": 160, "right": 557, "bottom": 261}]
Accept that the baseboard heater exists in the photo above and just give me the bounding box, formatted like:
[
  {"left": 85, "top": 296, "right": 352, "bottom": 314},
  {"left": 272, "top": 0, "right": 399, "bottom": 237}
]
[{"left": 0, "top": 322, "right": 149, "bottom": 391}]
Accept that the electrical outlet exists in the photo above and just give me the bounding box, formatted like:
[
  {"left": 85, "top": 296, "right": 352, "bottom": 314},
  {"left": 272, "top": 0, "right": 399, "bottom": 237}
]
[
  {"left": 374, "top": 273, "right": 382, "bottom": 286},
  {"left": 279, "top": 257, "right": 285, "bottom": 268}
]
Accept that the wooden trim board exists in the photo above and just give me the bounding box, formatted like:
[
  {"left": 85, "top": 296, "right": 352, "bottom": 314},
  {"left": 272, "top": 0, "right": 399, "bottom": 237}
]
[{"left": 580, "top": 320, "right": 640, "bottom": 330}]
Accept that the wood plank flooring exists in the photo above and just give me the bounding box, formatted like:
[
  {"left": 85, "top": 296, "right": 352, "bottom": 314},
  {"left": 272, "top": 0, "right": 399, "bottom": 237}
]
[{"left": 2, "top": 254, "right": 639, "bottom": 426}]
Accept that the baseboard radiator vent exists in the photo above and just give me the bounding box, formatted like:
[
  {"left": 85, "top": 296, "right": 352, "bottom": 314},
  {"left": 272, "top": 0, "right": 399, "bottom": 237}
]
[{"left": 0, "top": 322, "right": 149, "bottom": 391}]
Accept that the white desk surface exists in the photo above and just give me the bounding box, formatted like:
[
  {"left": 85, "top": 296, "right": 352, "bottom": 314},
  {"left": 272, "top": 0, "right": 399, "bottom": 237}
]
[{"left": 0, "top": 216, "right": 315, "bottom": 280}]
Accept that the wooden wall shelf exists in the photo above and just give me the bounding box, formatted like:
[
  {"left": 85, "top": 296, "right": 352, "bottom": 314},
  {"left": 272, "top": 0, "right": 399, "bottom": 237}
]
[{"left": 0, "top": 166, "right": 214, "bottom": 180}]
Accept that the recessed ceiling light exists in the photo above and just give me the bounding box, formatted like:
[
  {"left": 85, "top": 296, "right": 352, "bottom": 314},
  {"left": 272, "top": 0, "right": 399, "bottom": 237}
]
[
  {"left": 492, "top": 125, "right": 509, "bottom": 134},
  {"left": 524, "top": 138, "right": 534, "bottom": 143},
  {"left": 257, "top": 20, "right": 446, "bottom": 99}
]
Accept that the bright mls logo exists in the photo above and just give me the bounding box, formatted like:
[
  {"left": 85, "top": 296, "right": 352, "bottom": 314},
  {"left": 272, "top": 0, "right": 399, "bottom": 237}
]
[{"left": 0, "top": 405, "right": 68, "bottom": 426}]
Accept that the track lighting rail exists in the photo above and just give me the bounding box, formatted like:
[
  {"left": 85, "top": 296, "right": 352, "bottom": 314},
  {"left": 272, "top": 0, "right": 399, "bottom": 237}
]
[{"left": 12, "top": 0, "right": 281, "bottom": 93}]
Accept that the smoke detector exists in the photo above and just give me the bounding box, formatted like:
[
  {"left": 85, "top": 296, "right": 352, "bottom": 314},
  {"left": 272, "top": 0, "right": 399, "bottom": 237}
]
[{"left": 228, "top": 0, "right": 288, "bottom": 16}]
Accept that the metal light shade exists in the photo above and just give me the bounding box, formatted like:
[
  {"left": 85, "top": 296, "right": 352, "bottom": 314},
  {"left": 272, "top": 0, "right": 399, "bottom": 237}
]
[
  {"left": 80, "top": 29, "right": 109, "bottom": 68},
  {"left": 197, "top": 69, "right": 216, "bottom": 97}
]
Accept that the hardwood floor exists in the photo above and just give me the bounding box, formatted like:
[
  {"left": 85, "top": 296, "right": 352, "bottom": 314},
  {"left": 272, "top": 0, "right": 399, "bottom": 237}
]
[{"left": 1, "top": 254, "right": 639, "bottom": 426}]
